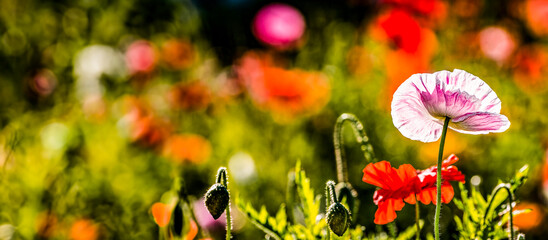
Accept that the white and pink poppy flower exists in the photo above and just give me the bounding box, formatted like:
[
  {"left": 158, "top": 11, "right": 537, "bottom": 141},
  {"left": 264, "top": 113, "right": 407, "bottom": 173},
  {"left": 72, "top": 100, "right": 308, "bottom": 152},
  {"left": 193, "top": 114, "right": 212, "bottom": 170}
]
[{"left": 391, "top": 69, "right": 510, "bottom": 142}]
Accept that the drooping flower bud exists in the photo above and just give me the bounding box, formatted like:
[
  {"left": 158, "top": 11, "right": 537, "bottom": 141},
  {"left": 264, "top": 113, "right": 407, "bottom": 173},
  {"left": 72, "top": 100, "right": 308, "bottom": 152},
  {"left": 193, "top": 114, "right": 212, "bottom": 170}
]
[
  {"left": 204, "top": 183, "right": 229, "bottom": 219},
  {"left": 326, "top": 202, "right": 350, "bottom": 236}
]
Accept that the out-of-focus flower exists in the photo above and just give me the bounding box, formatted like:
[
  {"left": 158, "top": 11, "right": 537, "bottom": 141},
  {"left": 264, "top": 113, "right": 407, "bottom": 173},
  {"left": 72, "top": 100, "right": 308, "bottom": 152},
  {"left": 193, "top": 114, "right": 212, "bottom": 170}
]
[
  {"left": 512, "top": 45, "right": 548, "bottom": 93},
  {"left": 151, "top": 202, "right": 173, "bottom": 228},
  {"left": 82, "top": 94, "right": 107, "bottom": 120},
  {"left": 118, "top": 97, "right": 171, "bottom": 147},
  {"left": 69, "top": 219, "right": 99, "bottom": 240},
  {"left": 525, "top": 0, "right": 548, "bottom": 37},
  {"left": 0, "top": 224, "right": 15, "bottom": 240},
  {"left": 380, "top": 0, "right": 447, "bottom": 28},
  {"left": 162, "top": 134, "right": 211, "bottom": 164},
  {"left": 513, "top": 202, "right": 544, "bottom": 231},
  {"left": 126, "top": 40, "right": 157, "bottom": 74},
  {"left": 130, "top": 116, "right": 170, "bottom": 147},
  {"left": 252, "top": 3, "right": 306, "bottom": 49},
  {"left": 362, "top": 154, "right": 464, "bottom": 224},
  {"left": 236, "top": 51, "right": 330, "bottom": 120},
  {"left": 73, "top": 45, "right": 126, "bottom": 99},
  {"left": 161, "top": 39, "right": 195, "bottom": 70},
  {"left": 391, "top": 69, "right": 510, "bottom": 142},
  {"left": 381, "top": 0, "right": 440, "bottom": 15},
  {"left": 74, "top": 45, "right": 127, "bottom": 81},
  {"left": 380, "top": 28, "right": 438, "bottom": 109},
  {"left": 228, "top": 152, "right": 257, "bottom": 184},
  {"left": 185, "top": 220, "right": 199, "bottom": 240},
  {"left": 168, "top": 81, "right": 211, "bottom": 111},
  {"left": 479, "top": 26, "right": 517, "bottom": 64},
  {"left": 29, "top": 69, "right": 57, "bottom": 97},
  {"left": 193, "top": 198, "right": 225, "bottom": 231},
  {"left": 376, "top": 9, "right": 422, "bottom": 53}
]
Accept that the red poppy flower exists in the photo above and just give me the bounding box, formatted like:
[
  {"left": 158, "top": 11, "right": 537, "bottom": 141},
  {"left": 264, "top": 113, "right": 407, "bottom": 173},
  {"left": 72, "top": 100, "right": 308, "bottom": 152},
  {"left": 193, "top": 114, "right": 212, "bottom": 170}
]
[
  {"left": 362, "top": 154, "right": 464, "bottom": 224},
  {"left": 377, "top": 9, "right": 422, "bottom": 54}
]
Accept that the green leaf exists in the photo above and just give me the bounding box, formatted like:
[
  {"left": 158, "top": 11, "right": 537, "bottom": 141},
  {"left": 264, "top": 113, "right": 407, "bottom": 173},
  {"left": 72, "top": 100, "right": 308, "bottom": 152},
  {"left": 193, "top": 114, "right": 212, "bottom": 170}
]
[
  {"left": 294, "top": 161, "right": 321, "bottom": 230},
  {"left": 395, "top": 220, "right": 423, "bottom": 240},
  {"left": 235, "top": 197, "right": 284, "bottom": 240}
]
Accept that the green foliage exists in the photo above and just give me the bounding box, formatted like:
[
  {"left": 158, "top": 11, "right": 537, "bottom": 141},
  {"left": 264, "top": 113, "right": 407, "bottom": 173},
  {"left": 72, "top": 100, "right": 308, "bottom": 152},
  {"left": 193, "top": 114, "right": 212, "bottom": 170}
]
[
  {"left": 454, "top": 165, "right": 529, "bottom": 240},
  {"left": 237, "top": 161, "right": 426, "bottom": 240}
]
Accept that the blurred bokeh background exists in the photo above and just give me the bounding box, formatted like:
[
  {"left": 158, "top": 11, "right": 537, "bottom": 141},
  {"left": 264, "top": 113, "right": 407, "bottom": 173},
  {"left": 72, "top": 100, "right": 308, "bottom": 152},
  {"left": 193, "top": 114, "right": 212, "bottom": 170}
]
[{"left": 0, "top": 0, "right": 547, "bottom": 239}]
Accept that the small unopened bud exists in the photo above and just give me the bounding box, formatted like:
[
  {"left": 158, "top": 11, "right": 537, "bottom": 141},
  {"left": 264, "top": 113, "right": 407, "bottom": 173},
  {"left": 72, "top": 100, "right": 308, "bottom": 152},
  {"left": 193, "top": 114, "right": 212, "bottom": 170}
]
[
  {"left": 517, "top": 233, "right": 526, "bottom": 240},
  {"left": 204, "top": 183, "right": 229, "bottom": 219},
  {"left": 326, "top": 202, "right": 350, "bottom": 236}
]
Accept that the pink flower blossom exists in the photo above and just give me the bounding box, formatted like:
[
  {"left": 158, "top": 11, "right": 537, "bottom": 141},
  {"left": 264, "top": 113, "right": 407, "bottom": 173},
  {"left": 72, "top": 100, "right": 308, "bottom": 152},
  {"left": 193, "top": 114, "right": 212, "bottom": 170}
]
[
  {"left": 391, "top": 69, "right": 510, "bottom": 142},
  {"left": 252, "top": 3, "right": 305, "bottom": 48},
  {"left": 126, "top": 40, "right": 157, "bottom": 74}
]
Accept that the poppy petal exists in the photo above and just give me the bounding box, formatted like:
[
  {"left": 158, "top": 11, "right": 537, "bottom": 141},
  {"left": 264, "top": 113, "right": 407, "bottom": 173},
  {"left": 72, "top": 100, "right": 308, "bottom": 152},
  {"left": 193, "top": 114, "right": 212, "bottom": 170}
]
[
  {"left": 445, "top": 69, "right": 502, "bottom": 114},
  {"left": 151, "top": 203, "right": 172, "bottom": 228},
  {"left": 363, "top": 161, "right": 404, "bottom": 190},
  {"left": 374, "top": 198, "right": 405, "bottom": 225},
  {"left": 442, "top": 154, "right": 459, "bottom": 167},
  {"left": 440, "top": 184, "right": 455, "bottom": 204},
  {"left": 450, "top": 112, "right": 510, "bottom": 134}
]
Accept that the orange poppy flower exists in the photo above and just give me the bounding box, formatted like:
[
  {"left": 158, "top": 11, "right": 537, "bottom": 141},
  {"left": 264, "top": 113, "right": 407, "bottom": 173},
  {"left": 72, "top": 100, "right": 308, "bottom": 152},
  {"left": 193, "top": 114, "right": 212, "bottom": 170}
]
[
  {"left": 161, "top": 39, "right": 195, "bottom": 70},
  {"left": 362, "top": 154, "right": 464, "bottom": 224},
  {"left": 525, "top": 0, "right": 548, "bottom": 37},
  {"left": 162, "top": 134, "right": 212, "bottom": 164},
  {"left": 151, "top": 202, "right": 173, "bottom": 228},
  {"left": 69, "top": 219, "right": 99, "bottom": 240},
  {"left": 513, "top": 202, "right": 544, "bottom": 231},
  {"left": 186, "top": 220, "right": 199, "bottom": 240},
  {"left": 236, "top": 51, "right": 330, "bottom": 120}
]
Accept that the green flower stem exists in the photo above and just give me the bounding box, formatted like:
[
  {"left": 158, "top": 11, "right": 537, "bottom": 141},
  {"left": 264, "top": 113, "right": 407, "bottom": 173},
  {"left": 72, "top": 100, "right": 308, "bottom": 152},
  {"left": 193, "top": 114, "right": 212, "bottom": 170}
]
[
  {"left": 415, "top": 194, "right": 421, "bottom": 240},
  {"left": 333, "top": 113, "right": 375, "bottom": 184},
  {"left": 325, "top": 180, "right": 337, "bottom": 240},
  {"left": 434, "top": 117, "right": 450, "bottom": 240},
  {"left": 483, "top": 184, "right": 515, "bottom": 240},
  {"left": 216, "top": 167, "right": 227, "bottom": 186},
  {"left": 226, "top": 199, "right": 232, "bottom": 240},
  {"left": 216, "top": 167, "right": 232, "bottom": 239}
]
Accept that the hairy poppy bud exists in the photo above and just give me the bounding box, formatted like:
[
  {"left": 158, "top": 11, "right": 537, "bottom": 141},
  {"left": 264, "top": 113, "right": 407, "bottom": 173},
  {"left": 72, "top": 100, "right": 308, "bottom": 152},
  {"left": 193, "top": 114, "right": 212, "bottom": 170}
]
[
  {"left": 326, "top": 202, "right": 350, "bottom": 236},
  {"left": 204, "top": 183, "right": 229, "bottom": 219}
]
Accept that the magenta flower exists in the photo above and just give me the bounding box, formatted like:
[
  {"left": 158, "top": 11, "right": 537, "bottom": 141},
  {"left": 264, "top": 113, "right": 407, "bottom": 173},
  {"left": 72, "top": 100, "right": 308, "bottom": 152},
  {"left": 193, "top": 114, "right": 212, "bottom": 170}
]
[
  {"left": 391, "top": 69, "right": 510, "bottom": 142},
  {"left": 252, "top": 3, "right": 306, "bottom": 48}
]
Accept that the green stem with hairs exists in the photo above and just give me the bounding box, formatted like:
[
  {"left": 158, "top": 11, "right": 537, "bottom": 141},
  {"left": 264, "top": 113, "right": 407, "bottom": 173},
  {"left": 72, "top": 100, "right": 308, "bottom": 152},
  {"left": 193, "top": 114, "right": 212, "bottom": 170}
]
[
  {"left": 434, "top": 117, "right": 450, "bottom": 240},
  {"left": 325, "top": 180, "right": 337, "bottom": 240},
  {"left": 333, "top": 113, "right": 376, "bottom": 184},
  {"left": 483, "top": 184, "right": 515, "bottom": 240},
  {"left": 415, "top": 194, "right": 421, "bottom": 240},
  {"left": 216, "top": 167, "right": 232, "bottom": 239}
]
